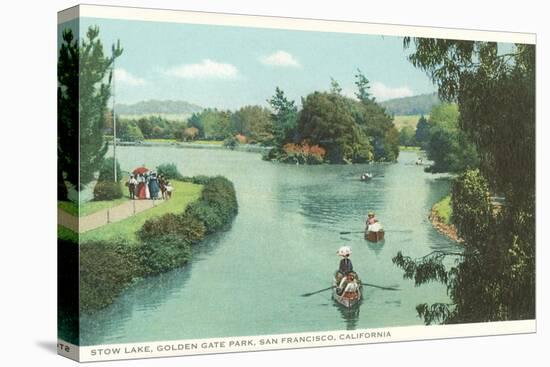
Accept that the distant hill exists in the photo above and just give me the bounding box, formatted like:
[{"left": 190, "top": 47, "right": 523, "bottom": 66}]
[
  {"left": 381, "top": 93, "right": 440, "bottom": 116},
  {"left": 115, "top": 99, "right": 203, "bottom": 116}
]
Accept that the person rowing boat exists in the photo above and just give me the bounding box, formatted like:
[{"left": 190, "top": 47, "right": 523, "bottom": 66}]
[{"left": 365, "top": 211, "right": 385, "bottom": 242}]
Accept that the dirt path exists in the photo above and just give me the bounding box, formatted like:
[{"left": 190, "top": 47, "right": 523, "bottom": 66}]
[{"left": 58, "top": 199, "right": 166, "bottom": 233}]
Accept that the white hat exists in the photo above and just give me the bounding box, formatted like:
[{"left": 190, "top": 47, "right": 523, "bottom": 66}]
[{"left": 337, "top": 246, "right": 352, "bottom": 256}]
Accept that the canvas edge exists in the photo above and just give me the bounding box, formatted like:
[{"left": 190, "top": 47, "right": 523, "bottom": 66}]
[{"left": 57, "top": 3, "right": 535, "bottom": 44}]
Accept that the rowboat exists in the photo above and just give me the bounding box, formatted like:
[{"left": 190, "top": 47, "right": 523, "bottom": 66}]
[
  {"left": 365, "top": 229, "right": 385, "bottom": 242},
  {"left": 360, "top": 173, "right": 373, "bottom": 181},
  {"left": 332, "top": 272, "right": 362, "bottom": 308},
  {"left": 365, "top": 222, "right": 385, "bottom": 242}
]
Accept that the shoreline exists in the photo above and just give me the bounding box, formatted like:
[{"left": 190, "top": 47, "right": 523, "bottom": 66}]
[
  {"left": 111, "top": 140, "right": 272, "bottom": 153},
  {"left": 428, "top": 199, "right": 462, "bottom": 243}
]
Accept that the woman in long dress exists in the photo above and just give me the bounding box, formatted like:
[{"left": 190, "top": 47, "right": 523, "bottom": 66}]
[
  {"left": 137, "top": 174, "right": 147, "bottom": 199},
  {"left": 148, "top": 172, "right": 160, "bottom": 199},
  {"left": 144, "top": 173, "right": 151, "bottom": 199}
]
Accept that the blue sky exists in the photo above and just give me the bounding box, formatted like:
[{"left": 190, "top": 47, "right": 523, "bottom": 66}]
[{"left": 68, "top": 17, "right": 439, "bottom": 109}]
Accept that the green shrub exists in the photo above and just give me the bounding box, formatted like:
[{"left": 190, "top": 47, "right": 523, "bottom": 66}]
[
  {"left": 79, "top": 239, "right": 141, "bottom": 312},
  {"left": 190, "top": 175, "right": 211, "bottom": 185},
  {"left": 156, "top": 163, "right": 183, "bottom": 180},
  {"left": 93, "top": 180, "right": 123, "bottom": 200},
  {"left": 184, "top": 176, "right": 238, "bottom": 233},
  {"left": 185, "top": 201, "right": 224, "bottom": 234},
  {"left": 80, "top": 175, "right": 238, "bottom": 314},
  {"left": 451, "top": 169, "right": 493, "bottom": 246},
  {"left": 97, "top": 157, "right": 122, "bottom": 182},
  {"left": 138, "top": 212, "right": 206, "bottom": 243},
  {"left": 139, "top": 235, "right": 192, "bottom": 275},
  {"left": 223, "top": 136, "right": 239, "bottom": 150}
]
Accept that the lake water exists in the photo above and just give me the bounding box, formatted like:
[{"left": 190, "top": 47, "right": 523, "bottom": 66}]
[{"left": 80, "top": 147, "right": 458, "bottom": 345}]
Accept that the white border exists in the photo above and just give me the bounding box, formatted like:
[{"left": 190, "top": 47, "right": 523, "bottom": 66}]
[
  {"left": 58, "top": 320, "right": 535, "bottom": 362},
  {"left": 58, "top": 4, "right": 536, "bottom": 44}
]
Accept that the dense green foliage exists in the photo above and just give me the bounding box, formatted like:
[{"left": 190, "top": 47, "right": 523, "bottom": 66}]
[
  {"left": 93, "top": 180, "right": 123, "bottom": 201},
  {"left": 116, "top": 115, "right": 185, "bottom": 140},
  {"left": 268, "top": 87, "right": 299, "bottom": 147},
  {"left": 93, "top": 157, "right": 123, "bottom": 200},
  {"left": 231, "top": 105, "right": 274, "bottom": 144},
  {"left": 393, "top": 38, "right": 535, "bottom": 324},
  {"left": 292, "top": 89, "right": 398, "bottom": 163},
  {"left": 380, "top": 92, "right": 441, "bottom": 115},
  {"left": 139, "top": 235, "right": 193, "bottom": 275},
  {"left": 298, "top": 91, "right": 364, "bottom": 163},
  {"left": 80, "top": 176, "right": 238, "bottom": 313},
  {"left": 266, "top": 73, "right": 399, "bottom": 164},
  {"left": 414, "top": 115, "right": 430, "bottom": 148},
  {"left": 156, "top": 163, "right": 183, "bottom": 180},
  {"left": 399, "top": 126, "right": 416, "bottom": 147},
  {"left": 188, "top": 176, "right": 239, "bottom": 233},
  {"left": 97, "top": 157, "right": 122, "bottom": 182},
  {"left": 422, "top": 104, "right": 479, "bottom": 173},
  {"left": 351, "top": 96, "right": 399, "bottom": 162},
  {"left": 116, "top": 119, "right": 144, "bottom": 141},
  {"left": 223, "top": 136, "right": 239, "bottom": 149},
  {"left": 191, "top": 108, "right": 234, "bottom": 140},
  {"left": 58, "top": 26, "right": 122, "bottom": 191},
  {"left": 80, "top": 239, "right": 141, "bottom": 312}
]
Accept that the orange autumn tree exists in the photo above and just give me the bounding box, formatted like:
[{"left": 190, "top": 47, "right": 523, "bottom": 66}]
[{"left": 282, "top": 141, "right": 326, "bottom": 164}]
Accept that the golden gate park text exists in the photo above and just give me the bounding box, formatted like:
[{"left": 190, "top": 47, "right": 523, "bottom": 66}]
[{"left": 89, "top": 331, "right": 392, "bottom": 357}]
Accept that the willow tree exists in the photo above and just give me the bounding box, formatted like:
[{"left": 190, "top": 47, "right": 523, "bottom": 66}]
[
  {"left": 58, "top": 26, "right": 123, "bottom": 192},
  {"left": 393, "top": 39, "right": 535, "bottom": 324}
]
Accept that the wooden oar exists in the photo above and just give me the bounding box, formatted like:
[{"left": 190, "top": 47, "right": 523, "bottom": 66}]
[
  {"left": 339, "top": 229, "right": 413, "bottom": 235},
  {"left": 300, "top": 286, "right": 335, "bottom": 297},
  {"left": 362, "top": 283, "right": 400, "bottom": 291},
  {"left": 301, "top": 283, "right": 399, "bottom": 297}
]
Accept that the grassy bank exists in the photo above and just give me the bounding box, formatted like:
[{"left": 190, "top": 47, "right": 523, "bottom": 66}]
[
  {"left": 79, "top": 176, "right": 238, "bottom": 313},
  {"left": 433, "top": 195, "right": 452, "bottom": 224},
  {"left": 429, "top": 194, "right": 461, "bottom": 242},
  {"left": 80, "top": 181, "right": 202, "bottom": 243},
  {"left": 393, "top": 114, "right": 426, "bottom": 130},
  {"left": 399, "top": 145, "right": 422, "bottom": 151}
]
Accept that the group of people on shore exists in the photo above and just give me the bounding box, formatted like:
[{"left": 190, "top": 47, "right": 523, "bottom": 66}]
[{"left": 126, "top": 171, "right": 173, "bottom": 200}]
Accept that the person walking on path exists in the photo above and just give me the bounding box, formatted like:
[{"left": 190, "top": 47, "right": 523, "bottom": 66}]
[{"left": 127, "top": 175, "right": 137, "bottom": 199}]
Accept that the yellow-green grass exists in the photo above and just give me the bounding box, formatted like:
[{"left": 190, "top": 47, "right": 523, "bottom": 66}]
[
  {"left": 144, "top": 138, "right": 177, "bottom": 143},
  {"left": 58, "top": 182, "right": 130, "bottom": 217},
  {"left": 399, "top": 146, "right": 422, "bottom": 151},
  {"left": 192, "top": 140, "right": 224, "bottom": 145},
  {"left": 393, "top": 114, "right": 428, "bottom": 131},
  {"left": 433, "top": 195, "right": 452, "bottom": 225},
  {"left": 80, "top": 181, "right": 203, "bottom": 244}
]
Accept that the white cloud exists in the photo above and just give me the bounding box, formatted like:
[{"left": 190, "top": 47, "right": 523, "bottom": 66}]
[
  {"left": 371, "top": 82, "right": 413, "bottom": 101},
  {"left": 164, "top": 59, "right": 239, "bottom": 79},
  {"left": 260, "top": 50, "right": 301, "bottom": 67},
  {"left": 114, "top": 68, "right": 146, "bottom": 86}
]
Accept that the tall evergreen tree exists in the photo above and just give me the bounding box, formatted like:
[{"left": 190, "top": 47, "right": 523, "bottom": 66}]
[
  {"left": 329, "top": 77, "right": 342, "bottom": 95},
  {"left": 414, "top": 114, "right": 430, "bottom": 148},
  {"left": 268, "top": 87, "right": 298, "bottom": 146},
  {"left": 58, "top": 26, "right": 123, "bottom": 191},
  {"left": 354, "top": 68, "right": 372, "bottom": 102}
]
